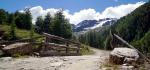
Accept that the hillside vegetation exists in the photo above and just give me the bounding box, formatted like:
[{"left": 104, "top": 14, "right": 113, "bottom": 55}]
[
  {"left": 0, "top": 8, "right": 94, "bottom": 55},
  {"left": 78, "top": 26, "right": 110, "bottom": 49},
  {"left": 0, "top": 8, "right": 72, "bottom": 40},
  {"left": 79, "top": 1, "right": 150, "bottom": 53},
  {"left": 0, "top": 25, "right": 40, "bottom": 39},
  {"left": 111, "top": 1, "right": 150, "bottom": 53}
]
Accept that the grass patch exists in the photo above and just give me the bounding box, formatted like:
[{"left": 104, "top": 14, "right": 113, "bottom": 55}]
[
  {"left": 101, "top": 59, "right": 119, "bottom": 70},
  {"left": 80, "top": 44, "right": 94, "bottom": 55},
  {"left": 138, "top": 62, "right": 150, "bottom": 70},
  {"left": 0, "top": 25, "right": 42, "bottom": 40},
  {"left": 12, "top": 54, "right": 30, "bottom": 58}
]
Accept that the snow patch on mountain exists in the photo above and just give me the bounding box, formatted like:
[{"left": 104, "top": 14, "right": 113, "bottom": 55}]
[
  {"left": 85, "top": 20, "right": 111, "bottom": 30},
  {"left": 73, "top": 18, "right": 117, "bottom": 32}
]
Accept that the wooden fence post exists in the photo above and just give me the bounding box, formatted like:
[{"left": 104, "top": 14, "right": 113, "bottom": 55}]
[
  {"left": 77, "top": 44, "right": 80, "bottom": 54},
  {"left": 66, "top": 42, "right": 69, "bottom": 53},
  {"left": 43, "top": 32, "right": 81, "bottom": 56}
]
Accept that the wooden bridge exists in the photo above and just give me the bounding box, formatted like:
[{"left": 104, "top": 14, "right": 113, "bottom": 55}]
[{"left": 0, "top": 33, "right": 81, "bottom": 56}]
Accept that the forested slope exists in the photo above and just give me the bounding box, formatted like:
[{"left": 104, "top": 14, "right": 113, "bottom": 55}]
[
  {"left": 79, "top": 1, "right": 150, "bottom": 53},
  {"left": 110, "top": 1, "right": 150, "bottom": 53}
]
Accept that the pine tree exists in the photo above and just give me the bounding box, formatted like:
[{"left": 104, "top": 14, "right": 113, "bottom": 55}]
[
  {"left": 35, "top": 16, "right": 43, "bottom": 33},
  {"left": 9, "top": 14, "right": 17, "bottom": 40},
  {"left": 24, "top": 8, "right": 32, "bottom": 30},
  {"left": 0, "top": 9, "right": 8, "bottom": 24},
  {"left": 61, "top": 19, "right": 72, "bottom": 39},
  {"left": 53, "top": 10, "right": 72, "bottom": 39},
  {"left": 53, "top": 10, "right": 63, "bottom": 36},
  {"left": 43, "top": 13, "right": 53, "bottom": 34},
  {"left": 15, "top": 8, "right": 32, "bottom": 30}
]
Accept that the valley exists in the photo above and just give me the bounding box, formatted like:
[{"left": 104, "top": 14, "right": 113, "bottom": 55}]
[{"left": 0, "top": 0, "right": 150, "bottom": 70}]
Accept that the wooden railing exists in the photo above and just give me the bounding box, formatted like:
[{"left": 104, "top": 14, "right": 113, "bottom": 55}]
[
  {"left": 41, "top": 33, "right": 81, "bottom": 56},
  {"left": 0, "top": 33, "right": 81, "bottom": 56}
]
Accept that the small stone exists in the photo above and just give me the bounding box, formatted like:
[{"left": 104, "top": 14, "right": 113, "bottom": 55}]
[
  {"left": 122, "top": 64, "right": 128, "bottom": 66},
  {"left": 63, "top": 59, "right": 68, "bottom": 61},
  {"left": 121, "top": 65, "right": 134, "bottom": 70},
  {"left": 128, "top": 66, "right": 134, "bottom": 69},
  {"left": 2, "top": 44, "right": 6, "bottom": 47},
  {"left": 50, "top": 62, "right": 63, "bottom": 67},
  {"left": 18, "top": 68, "right": 25, "bottom": 70},
  {"left": 102, "top": 68, "right": 107, "bottom": 70},
  {"left": 69, "top": 62, "right": 72, "bottom": 64}
]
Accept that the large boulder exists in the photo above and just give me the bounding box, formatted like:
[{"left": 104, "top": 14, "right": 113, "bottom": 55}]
[{"left": 109, "top": 48, "right": 139, "bottom": 64}]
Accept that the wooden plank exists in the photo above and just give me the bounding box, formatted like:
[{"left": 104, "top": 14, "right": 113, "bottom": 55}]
[
  {"left": 40, "top": 51, "right": 81, "bottom": 56},
  {"left": 66, "top": 43, "right": 69, "bottom": 53},
  {"left": 45, "top": 43, "right": 67, "bottom": 48},
  {"left": 43, "top": 33, "right": 80, "bottom": 44},
  {"left": 56, "top": 48, "right": 80, "bottom": 51}
]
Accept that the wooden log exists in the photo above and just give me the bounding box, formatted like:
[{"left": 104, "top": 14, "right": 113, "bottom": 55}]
[
  {"left": 43, "top": 33, "right": 80, "bottom": 44},
  {"left": 45, "top": 43, "right": 67, "bottom": 48},
  {"left": 76, "top": 44, "right": 80, "bottom": 54},
  {"left": 66, "top": 42, "right": 69, "bottom": 53},
  {"left": 56, "top": 49, "right": 78, "bottom": 51},
  {"left": 39, "top": 51, "right": 81, "bottom": 56}
]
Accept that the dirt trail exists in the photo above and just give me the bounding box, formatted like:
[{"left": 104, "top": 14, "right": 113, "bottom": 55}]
[
  {"left": 0, "top": 48, "right": 110, "bottom": 70},
  {"left": 58, "top": 48, "right": 110, "bottom": 70}
]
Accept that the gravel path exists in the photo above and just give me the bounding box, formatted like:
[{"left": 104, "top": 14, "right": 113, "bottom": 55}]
[{"left": 0, "top": 48, "right": 110, "bottom": 70}]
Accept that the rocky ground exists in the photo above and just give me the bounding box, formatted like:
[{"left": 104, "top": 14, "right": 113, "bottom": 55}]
[{"left": 0, "top": 48, "right": 110, "bottom": 70}]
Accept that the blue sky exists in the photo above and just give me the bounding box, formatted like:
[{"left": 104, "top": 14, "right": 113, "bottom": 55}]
[
  {"left": 0, "top": 0, "right": 148, "bottom": 13},
  {"left": 0, "top": 0, "right": 148, "bottom": 24}
]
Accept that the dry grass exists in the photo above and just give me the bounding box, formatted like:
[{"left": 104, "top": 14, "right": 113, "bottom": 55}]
[
  {"left": 100, "top": 58, "right": 119, "bottom": 70},
  {"left": 80, "top": 44, "right": 95, "bottom": 55}
]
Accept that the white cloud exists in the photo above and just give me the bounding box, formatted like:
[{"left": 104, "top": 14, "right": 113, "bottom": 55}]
[
  {"left": 101, "top": 1, "right": 144, "bottom": 18},
  {"left": 29, "top": 6, "right": 59, "bottom": 23},
  {"left": 67, "top": 9, "right": 101, "bottom": 25},
  {"left": 26, "top": 1, "right": 144, "bottom": 25}
]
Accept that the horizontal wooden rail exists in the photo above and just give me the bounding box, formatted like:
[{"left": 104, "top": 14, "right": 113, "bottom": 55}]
[{"left": 43, "top": 33, "right": 80, "bottom": 45}]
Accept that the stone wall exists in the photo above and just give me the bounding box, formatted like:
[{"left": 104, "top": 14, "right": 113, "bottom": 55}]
[{"left": 2, "top": 43, "right": 35, "bottom": 55}]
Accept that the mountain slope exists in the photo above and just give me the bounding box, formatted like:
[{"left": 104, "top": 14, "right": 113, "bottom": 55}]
[
  {"left": 73, "top": 18, "right": 117, "bottom": 32},
  {"left": 78, "top": 1, "right": 150, "bottom": 53},
  {"left": 111, "top": 1, "right": 150, "bottom": 52}
]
